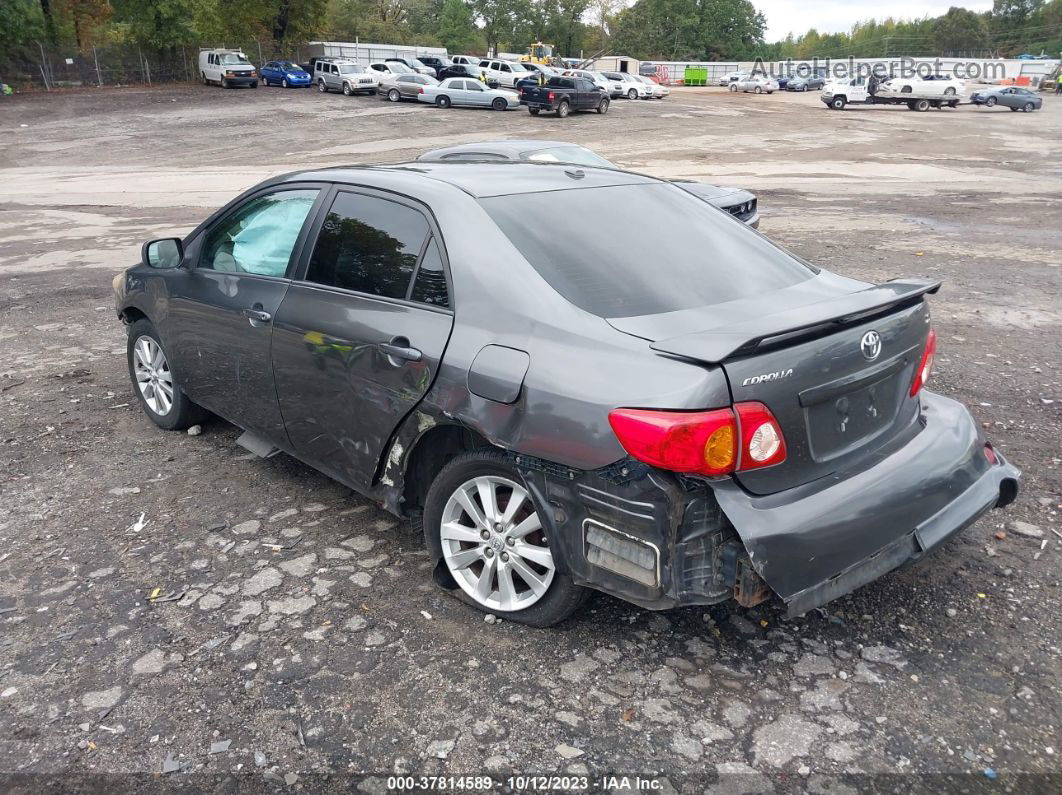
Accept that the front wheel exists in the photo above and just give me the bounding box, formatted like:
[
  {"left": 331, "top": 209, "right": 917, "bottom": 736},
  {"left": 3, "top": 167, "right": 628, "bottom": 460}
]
[
  {"left": 754, "top": 86, "right": 762, "bottom": 94},
  {"left": 388, "top": 88, "right": 401, "bottom": 102},
  {"left": 317, "top": 80, "right": 327, "bottom": 92},
  {"left": 1023, "top": 102, "right": 1035, "bottom": 112},
  {"left": 556, "top": 100, "right": 570, "bottom": 118},
  {"left": 627, "top": 88, "right": 637, "bottom": 100},
  {"left": 729, "top": 83, "right": 738, "bottom": 92},
  {"left": 126, "top": 319, "right": 206, "bottom": 431},
  {"left": 901, "top": 85, "right": 912, "bottom": 93},
  {"left": 343, "top": 82, "right": 353, "bottom": 96},
  {"left": 423, "top": 450, "right": 588, "bottom": 627},
  {"left": 597, "top": 98, "right": 609, "bottom": 114},
  {"left": 944, "top": 87, "right": 956, "bottom": 96},
  {"left": 802, "top": 85, "right": 808, "bottom": 92},
  {"left": 436, "top": 95, "right": 451, "bottom": 108},
  {"left": 985, "top": 96, "right": 996, "bottom": 107},
  {"left": 221, "top": 78, "right": 229, "bottom": 89},
  {"left": 829, "top": 96, "right": 846, "bottom": 110},
  {"left": 491, "top": 97, "right": 507, "bottom": 111},
  {"left": 282, "top": 78, "right": 289, "bottom": 88}
]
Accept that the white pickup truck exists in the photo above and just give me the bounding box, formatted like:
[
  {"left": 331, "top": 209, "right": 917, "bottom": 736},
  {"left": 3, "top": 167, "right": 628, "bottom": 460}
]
[{"left": 822, "top": 77, "right": 962, "bottom": 112}]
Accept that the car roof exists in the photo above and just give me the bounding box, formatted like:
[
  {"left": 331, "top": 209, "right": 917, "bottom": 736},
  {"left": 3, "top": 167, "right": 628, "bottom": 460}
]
[{"left": 272, "top": 162, "right": 658, "bottom": 199}]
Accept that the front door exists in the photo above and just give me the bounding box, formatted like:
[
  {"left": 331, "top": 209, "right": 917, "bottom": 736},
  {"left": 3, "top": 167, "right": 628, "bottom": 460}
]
[
  {"left": 271, "top": 188, "right": 454, "bottom": 490},
  {"left": 165, "top": 186, "right": 323, "bottom": 440}
]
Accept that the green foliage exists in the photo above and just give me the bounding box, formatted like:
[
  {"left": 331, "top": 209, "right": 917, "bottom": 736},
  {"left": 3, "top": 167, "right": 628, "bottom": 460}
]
[
  {"left": 610, "top": 0, "right": 764, "bottom": 60},
  {"left": 933, "top": 7, "right": 990, "bottom": 54},
  {"left": 437, "top": 0, "right": 476, "bottom": 53},
  {"left": 0, "top": 0, "right": 46, "bottom": 47}
]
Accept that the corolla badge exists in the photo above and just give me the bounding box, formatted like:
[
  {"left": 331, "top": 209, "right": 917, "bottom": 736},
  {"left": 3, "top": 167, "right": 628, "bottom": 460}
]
[
  {"left": 742, "top": 368, "right": 793, "bottom": 387},
  {"left": 860, "top": 330, "right": 882, "bottom": 361}
]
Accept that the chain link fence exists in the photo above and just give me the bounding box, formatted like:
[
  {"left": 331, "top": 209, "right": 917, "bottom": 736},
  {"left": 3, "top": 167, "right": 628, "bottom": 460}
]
[{"left": 1, "top": 41, "right": 309, "bottom": 91}]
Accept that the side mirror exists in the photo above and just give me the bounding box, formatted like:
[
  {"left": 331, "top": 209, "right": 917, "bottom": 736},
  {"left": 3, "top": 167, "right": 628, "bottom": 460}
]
[{"left": 143, "top": 237, "right": 183, "bottom": 269}]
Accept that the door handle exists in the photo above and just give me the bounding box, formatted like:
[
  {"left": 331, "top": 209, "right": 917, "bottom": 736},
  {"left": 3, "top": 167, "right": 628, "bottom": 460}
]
[
  {"left": 242, "top": 308, "right": 272, "bottom": 324},
  {"left": 378, "top": 340, "right": 422, "bottom": 362}
]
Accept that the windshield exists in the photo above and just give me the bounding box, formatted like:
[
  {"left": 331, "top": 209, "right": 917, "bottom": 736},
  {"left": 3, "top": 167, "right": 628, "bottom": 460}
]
[
  {"left": 526, "top": 146, "right": 615, "bottom": 168},
  {"left": 222, "top": 54, "right": 250, "bottom": 65},
  {"left": 339, "top": 64, "right": 365, "bottom": 74},
  {"left": 279, "top": 62, "right": 300, "bottom": 71},
  {"left": 481, "top": 184, "right": 814, "bottom": 318},
  {"left": 387, "top": 62, "right": 414, "bottom": 73}
]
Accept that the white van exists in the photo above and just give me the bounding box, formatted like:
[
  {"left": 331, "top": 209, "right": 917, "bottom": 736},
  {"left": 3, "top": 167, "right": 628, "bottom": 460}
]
[{"left": 199, "top": 49, "right": 258, "bottom": 88}]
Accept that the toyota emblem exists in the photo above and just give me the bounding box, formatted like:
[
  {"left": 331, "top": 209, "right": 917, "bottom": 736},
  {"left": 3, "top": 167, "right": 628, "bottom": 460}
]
[{"left": 861, "top": 331, "right": 882, "bottom": 361}]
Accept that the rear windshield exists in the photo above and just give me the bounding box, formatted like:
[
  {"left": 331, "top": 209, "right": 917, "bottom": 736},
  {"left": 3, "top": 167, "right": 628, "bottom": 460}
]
[{"left": 481, "top": 183, "right": 815, "bottom": 318}]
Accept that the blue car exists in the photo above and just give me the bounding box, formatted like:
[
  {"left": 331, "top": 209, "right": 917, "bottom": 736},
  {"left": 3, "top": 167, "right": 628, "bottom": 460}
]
[{"left": 261, "top": 60, "right": 311, "bottom": 88}]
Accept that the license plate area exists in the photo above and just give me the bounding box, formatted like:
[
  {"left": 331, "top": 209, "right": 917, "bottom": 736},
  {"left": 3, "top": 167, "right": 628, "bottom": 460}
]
[{"left": 804, "top": 371, "right": 903, "bottom": 461}]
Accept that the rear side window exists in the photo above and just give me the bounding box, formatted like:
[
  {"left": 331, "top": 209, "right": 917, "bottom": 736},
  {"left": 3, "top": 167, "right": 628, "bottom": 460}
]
[
  {"left": 410, "top": 238, "right": 449, "bottom": 306},
  {"left": 481, "top": 183, "right": 815, "bottom": 318},
  {"left": 305, "top": 192, "right": 430, "bottom": 300}
]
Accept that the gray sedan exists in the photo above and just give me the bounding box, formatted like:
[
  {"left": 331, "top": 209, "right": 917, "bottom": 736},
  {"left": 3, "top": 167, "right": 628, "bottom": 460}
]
[
  {"left": 418, "top": 140, "right": 759, "bottom": 226},
  {"left": 417, "top": 78, "right": 519, "bottom": 110},
  {"left": 114, "top": 161, "right": 1018, "bottom": 627},
  {"left": 381, "top": 73, "right": 439, "bottom": 102},
  {"left": 970, "top": 86, "right": 1042, "bottom": 111}
]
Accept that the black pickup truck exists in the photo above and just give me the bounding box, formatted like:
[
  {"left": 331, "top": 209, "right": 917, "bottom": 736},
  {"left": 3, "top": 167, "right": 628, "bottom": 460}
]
[{"left": 519, "top": 76, "right": 609, "bottom": 117}]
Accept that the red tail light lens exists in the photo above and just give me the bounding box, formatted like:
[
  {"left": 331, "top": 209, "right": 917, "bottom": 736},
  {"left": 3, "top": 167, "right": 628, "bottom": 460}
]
[
  {"left": 910, "top": 328, "right": 937, "bottom": 397},
  {"left": 548, "top": 91, "right": 555, "bottom": 101},
  {"left": 608, "top": 402, "right": 787, "bottom": 476},
  {"left": 608, "top": 408, "right": 737, "bottom": 476},
  {"left": 734, "top": 402, "right": 787, "bottom": 470}
]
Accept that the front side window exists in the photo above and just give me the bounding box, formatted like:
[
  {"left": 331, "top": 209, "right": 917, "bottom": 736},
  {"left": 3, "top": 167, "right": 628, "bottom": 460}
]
[
  {"left": 305, "top": 193, "right": 430, "bottom": 300},
  {"left": 201, "top": 189, "right": 319, "bottom": 277}
]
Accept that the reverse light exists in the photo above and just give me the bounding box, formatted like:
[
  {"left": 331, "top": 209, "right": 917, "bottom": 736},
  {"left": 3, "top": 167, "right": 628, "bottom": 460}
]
[
  {"left": 608, "top": 402, "right": 786, "bottom": 477},
  {"left": 910, "top": 328, "right": 937, "bottom": 397}
]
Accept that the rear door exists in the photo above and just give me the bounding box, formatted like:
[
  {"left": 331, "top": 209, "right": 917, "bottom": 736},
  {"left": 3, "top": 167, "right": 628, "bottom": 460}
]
[
  {"left": 164, "top": 185, "right": 325, "bottom": 440},
  {"left": 271, "top": 188, "right": 455, "bottom": 490}
]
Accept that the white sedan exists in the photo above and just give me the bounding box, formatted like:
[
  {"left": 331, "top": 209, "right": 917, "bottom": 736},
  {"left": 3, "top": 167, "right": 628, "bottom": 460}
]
[
  {"left": 635, "top": 74, "right": 669, "bottom": 98},
  {"left": 730, "top": 74, "right": 779, "bottom": 94},
  {"left": 879, "top": 74, "right": 965, "bottom": 96},
  {"left": 417, "top": 78, "right": 520, "bottom": 110}
]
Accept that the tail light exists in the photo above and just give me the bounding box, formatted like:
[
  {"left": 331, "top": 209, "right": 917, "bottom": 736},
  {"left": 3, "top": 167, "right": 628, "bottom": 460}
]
[
  {"left": 909, "top": 328, "right": 937, "bottom": 397},
  {"left": 548, "top": 91, "right": 555, "bottom": 101},
  {"left": 418, "top": 87, "right": 424, "bottom": 94},
  {"left": 608, "top": 401, "right": 786, "bottom": 477}
]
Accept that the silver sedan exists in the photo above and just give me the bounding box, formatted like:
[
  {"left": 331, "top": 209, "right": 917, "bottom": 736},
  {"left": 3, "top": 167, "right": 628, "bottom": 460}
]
[{"left": 417, "top": 78, "right": 520, "bottom": 110}]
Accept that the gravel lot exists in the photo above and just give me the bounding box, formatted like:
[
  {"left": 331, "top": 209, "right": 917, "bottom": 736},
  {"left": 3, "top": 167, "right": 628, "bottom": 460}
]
[{"left": 1, "top": 83, "right": 1060, "bottom": 791}]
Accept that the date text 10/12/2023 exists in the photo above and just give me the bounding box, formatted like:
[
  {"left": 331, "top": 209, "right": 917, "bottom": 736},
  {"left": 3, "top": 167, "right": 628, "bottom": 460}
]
[{"left": 386, "top": 775, "right": 666, "bottom": 791}]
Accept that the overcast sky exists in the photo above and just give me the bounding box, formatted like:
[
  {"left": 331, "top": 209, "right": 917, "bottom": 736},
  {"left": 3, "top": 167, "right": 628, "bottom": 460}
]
[{"left": 757, "top": 0, "right": 995, "bottom": 41}]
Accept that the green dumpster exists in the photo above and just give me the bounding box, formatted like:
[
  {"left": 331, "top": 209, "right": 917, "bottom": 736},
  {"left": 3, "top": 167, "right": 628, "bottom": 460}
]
[{"left": 683, "top": 66, "right": 707, "bottom": 86}]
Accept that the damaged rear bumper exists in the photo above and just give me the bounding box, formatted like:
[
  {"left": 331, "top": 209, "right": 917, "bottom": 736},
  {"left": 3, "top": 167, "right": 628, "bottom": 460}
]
[{"left": 511, "top": 391, "right": 1018, "bottom": 616}]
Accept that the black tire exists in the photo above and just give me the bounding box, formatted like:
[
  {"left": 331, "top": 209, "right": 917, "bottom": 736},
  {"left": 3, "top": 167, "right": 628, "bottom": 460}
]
[
  {"left": 985, "top": 96, "right": 997, "bottom": 107},
  {"left": 627, "top": 88, "right": 637, "bottom": 100},
  {"left": 436, "top": 95, "right": 451, "bottom": 108},
  {"left": 282, "top": 78, "right": 289, "bottom": 88},
  {"left": 492, "top": 97, "right": 507, "bottom": 111},
  {"left": 1010, "top": 106, "right": 1019, "bottom": 111},
  {"left": 728, "top": 83, "right": 738, "bottom": 92},
  {"left": 126, "top": 319, "right": 206, "bottom": 432},
  {"left": 221, "top": 78, "right": 229, "bottom": 89},
  {"left": 556, "top": 100, "right": 570, "bottom": 118},
  {"left": 830, "top": 96, "right": 846, "bottom": 110},
  {"left": 597, "top": 98, "right": 609, "bottom": 114},
  {"left": 317, "top": 79, "right": 327, "bottom": 92},
  {"left": 388, "top": 88, "right": 401, "bottom": 102},
  {"left": 754, "top": 86, "right": 762, "bottom": 94},
  {"left": 422, "top": 449, "right": 589, "bottom": 627},
  {"left": 901, "top": 85, "right": 912, "bottom": 93},
  {"left": 913, "top": 98, "right": 930, "bottom": 112},
  {"left": 802, "top": 84, "right": 808, "bottom": 92},
  {"left": 528, "top": 107, "right": 540, "bottom": 115},
  {"left": 343, "top": 82, "right": 353, "bottom": 96},
  {"left": 249, "top": 81, "right": 257, "bottom": 89},
  {"left": 202, "top": 72, "right": 209, "bottom": 86},
  {"left": 1023, "top": 102, "right": 1035, "bottom": 112}
]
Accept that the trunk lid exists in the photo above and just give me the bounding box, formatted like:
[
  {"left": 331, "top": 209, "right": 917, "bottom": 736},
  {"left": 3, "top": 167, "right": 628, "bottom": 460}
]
[{"left": 608, "top": 278, "right": 939, "bottom": 495}]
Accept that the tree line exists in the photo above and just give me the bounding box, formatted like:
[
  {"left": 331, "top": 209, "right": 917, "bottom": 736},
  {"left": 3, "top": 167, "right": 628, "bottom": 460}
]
[{"left": 1, "top": 0, "right": 1059, "bottom": 64}]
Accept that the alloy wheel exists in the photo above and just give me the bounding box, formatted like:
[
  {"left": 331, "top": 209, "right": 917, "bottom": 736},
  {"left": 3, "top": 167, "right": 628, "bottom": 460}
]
[
  {"left": 132, "top": 336, "right": 174, "bottom": 416},
  {"left": 440, "top": 475, "right": 555, "bottom": 612}
]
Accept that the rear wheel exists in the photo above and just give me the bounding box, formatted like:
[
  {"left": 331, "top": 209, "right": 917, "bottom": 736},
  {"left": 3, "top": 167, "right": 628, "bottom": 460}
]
[
  {"left": 985, "top": 96, "right": 997, "bottom": 107},
  {"left": 556, "top": 100, "right": 570, "bottom": 118},
  {"left": 492, "top": 97, "right": 507, "bottom": 111},
  {"left": 126, "top": 319, "right": 206, "bottom": 431},
  {"left": 201, "top": 72, "right": 209, "bottom": 86},
  {"left": 436, "top": 95, "right": 451, "bottom": 108},
  {"left": 388, "top": 88, "right": 401, "bottom": 102},
  {"left": 528, "top": 107, "right": 540, "bottom": 115},
  {"left": 913, "top": 98, "right": 930, "bottom": 112},
  {"left": 423, "top": 450, "right": 588, "bottom": 627},
  {"left": 597, "top": 98, "right": 609, "bottom": 114}
]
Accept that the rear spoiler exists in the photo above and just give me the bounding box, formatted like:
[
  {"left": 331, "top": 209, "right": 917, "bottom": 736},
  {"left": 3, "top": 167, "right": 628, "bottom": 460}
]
[{"left": 649, "top": 278, "right": 941, "bottom": 363}]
